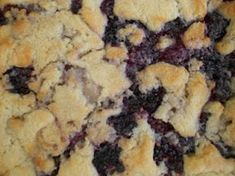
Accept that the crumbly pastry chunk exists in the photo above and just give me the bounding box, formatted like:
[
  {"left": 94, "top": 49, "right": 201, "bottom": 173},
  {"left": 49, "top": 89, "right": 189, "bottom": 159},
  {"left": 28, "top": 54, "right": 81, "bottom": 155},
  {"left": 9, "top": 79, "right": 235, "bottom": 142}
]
[
  {"left": 216, "top": 1, "right": 235, "bottom": 55},
  {"left": 58, "top": 140, "right": 98, "bottom": 176},
  {"left": 176, "top": 0, "right": 208, "bottom": 22},
  {"left": 114, "top": 0, "right": 179, "bottom": 31},
  {"left": 118, "top": 24, "right": 145, "bottom": 46},
  {"left": 156, "top": 36, "right": 175, "bottom": 50},
  {"left": 115, "top": 119, "right": 162, "bottom": 176},
  {"left": 182, "top": 22, "right": 211, "bottom": 49},
  {"left": 220, "top": 98, "right": 235, "bottom": 148},
  {"left": 184, "top": 140, "right": 235, "bottom": 176},
  {"left": 105, "top": 44, "right": 128, "bottom": 62},
  {"left": 0, "top": 0, "right": 235, "bottom": 176},
  {"left": 137, "top": 62, "right": 189, "bottom": 94},
  {"left": 80, "top": 0, "right": 107, "bottom": 36}
]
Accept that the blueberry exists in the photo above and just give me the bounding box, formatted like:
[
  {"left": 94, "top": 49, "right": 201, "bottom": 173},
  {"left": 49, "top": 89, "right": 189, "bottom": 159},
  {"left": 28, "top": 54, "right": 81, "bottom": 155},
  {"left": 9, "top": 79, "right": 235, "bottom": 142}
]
[
  {"left": 108, "top": 112, "right": 137, "bottom": 137},
  {"left": 162, "top": 17, "right": 187, "bottom": 37},
  {"left": 198, "top": 112, "right": 210, "bottom": 135},
  {"left": 92, "top": 142, "right": 125, "bottom": 176},
  {"left": 4, "top": 66, "right": 34, "bottom": 95},
  {"left": 100, "top": 0, "right": 125, "bottom": 45},
  {"left": 205, "top": 11, "right": 230, "bottom": 42},
  {"left": 149, "top": 118, "right": 195, "bottom": 174},
  {"left": 0, "top": 10, "right": 7, "bottom": 25},
  {"left": 102, "top": 16, "right": 124, "bottom": 45},
  {"left": 226, "top": 51, "right": 235, "bottom": 76},
  {"left": 100, "top": 0, "right": 115, "bottom": 16},
  {"left": 71, "top": 0, "right": 82, "bottom": 14},
  {"left": 159, "top": 42, "right": 189, "bottom": 66},
  {"left": 126, "top": 32, "right": 159, "bottom": 75},
  {"left": 179, "top": 137, "right": 195, "bottom": 154},
  {"left": 147, "top": 117, "right": 174, "bottom": 134},
  {"left": 154, "top": 137, "right": 184, "bottom": 174},
  {"left": 192, "top": 48, "right": 232, "bottom": 102},
  {"left": 132, "top": 87, "right": 166, "bottom": 114}
]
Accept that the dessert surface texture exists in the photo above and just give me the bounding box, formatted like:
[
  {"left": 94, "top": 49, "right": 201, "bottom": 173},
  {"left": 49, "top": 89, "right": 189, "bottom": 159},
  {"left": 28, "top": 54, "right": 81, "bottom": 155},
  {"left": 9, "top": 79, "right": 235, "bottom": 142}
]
[{"left": 0, "top": 0, "right": 235, "bottom": 175}]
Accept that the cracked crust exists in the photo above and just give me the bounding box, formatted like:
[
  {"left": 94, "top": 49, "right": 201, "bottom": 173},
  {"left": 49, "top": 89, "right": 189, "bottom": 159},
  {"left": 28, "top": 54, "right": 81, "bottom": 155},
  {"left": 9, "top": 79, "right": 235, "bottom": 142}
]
[{"left": 0, "top": 0, "right": 234, "bottom": 175}]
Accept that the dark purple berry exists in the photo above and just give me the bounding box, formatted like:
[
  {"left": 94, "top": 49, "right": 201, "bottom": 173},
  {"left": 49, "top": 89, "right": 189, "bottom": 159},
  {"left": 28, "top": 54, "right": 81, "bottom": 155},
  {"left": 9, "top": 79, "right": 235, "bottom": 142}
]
[
  {"left": 126, "top": 32, "right": 159, "bottom": 80},
  {"left": 149, "top": 118, "right": 195, "bottom": 173},
  {"left": 154, "top": 137, "right": 184, "bottom": 174},
  {"left": 147, "top": 117, "right": 174, "bottom": 134},
  {"left": 93, "top": 142, "right": 125, "bottom": 176},
  {"left": 100, "top": 0, "right": 125, "bottom": 45},
  {"left": 123, "top": 95, "right": 142, "bottom": 114},
  {"left": 226, "top": 51, "right": 235, "bottom": 76},
  {"left": 4, "top": 66, "right": 34, "bottom": 95},
  {"left": 205, "top": 11, "right": 230, "bottom": 42},
  {"left": 0, "top": 10, "right": 8, "bottom": 25},
  {"left": 179, "top": 137, "right": 195, "bottom": 154},
  {"left": 100, "top": 0, "right": 115, "bottom": 16},
  {"left": 108, "top": 112, "right": 137, "bottom": 137},
  {"left": 71, "top": 0, "right": 82, "bottom": 14},
  {"left": 192, "top": 48, "right": 232, "bottom": 102},
  {"left": 198, "top": 112, "right": 210, "bottom": 135},
  {"left": 159, "top": 42, "right": 190, "bottom": 66},
  {"left": 132, "top": 86, "right": 166, "bottom": 114},
  {"left": 162, "top": 17, "right": 187, "bottom": 38},
  {"left": 102, "top": 16, "right": 124, "bottom": 45}
]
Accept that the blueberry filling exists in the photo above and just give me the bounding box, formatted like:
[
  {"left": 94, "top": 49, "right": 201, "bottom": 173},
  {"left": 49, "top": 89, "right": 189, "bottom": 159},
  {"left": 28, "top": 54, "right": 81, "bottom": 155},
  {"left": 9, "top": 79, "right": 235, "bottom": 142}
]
[
  {"left": 149, "top": 117, "right": 195, "bottom": 174},
  {"left": 3, "top": 66, "right": 34, "bottom": 95},
  {"left": 205, "top": 11, "right": 230, "bottom": 42},
  {"left": 100, "top": 0, "right": 124, "bottom": 45},
  {"left": 100, "top": 0, "right": 115, "bottom": 17},
  {"left": 154, "top": 138, "right": 184, "bottom": 174},
  {"left": 128, "top": 85, "right": 166, "bottom": 114},
  {"left": 108, "top": 112, "right": 137, "bottom": 138},
  {"left": 226, "top": 51, "right": 235, "bottom": 76},
  {"left": 126, "top": 32, "right": 159, "bottom": 80},
  {"left": 108, "top": 86, "right": 165, "bottom": 137},
  {"left": 92, "top": 142, "right": 125, "bottom": 176},
  {"left": 102, "top": 16, "right": 125, "bottom": 45},
  {"left": 198, "top": 112, "right": 211, "bottom": 135},
  {"left": 159, "top": 41, "right": 189, "bottom": 66},
  {"left": 70, "top": 0, "right": 82, "bottom": 14},
  {"left": 191, "top": 48, "right": 232, "bottom": 102},
  {"left": 125, "top": 18, "right": 189, "bottom": 81},
  {"left": 0, "top": 10, "right": 8, "bottom": 25},
  {"left": 147, "top": 118, "right": 174, "bottom": 134},
  {"left": 161, "top": 17, "right": 188, "bottom": 38}
]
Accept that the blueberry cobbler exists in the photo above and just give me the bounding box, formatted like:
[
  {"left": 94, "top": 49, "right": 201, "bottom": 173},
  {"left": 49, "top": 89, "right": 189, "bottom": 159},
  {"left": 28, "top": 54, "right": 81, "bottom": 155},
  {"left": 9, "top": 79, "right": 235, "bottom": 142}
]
[{"left": 0, "top": 0, "right": 235, "bottom": 176}]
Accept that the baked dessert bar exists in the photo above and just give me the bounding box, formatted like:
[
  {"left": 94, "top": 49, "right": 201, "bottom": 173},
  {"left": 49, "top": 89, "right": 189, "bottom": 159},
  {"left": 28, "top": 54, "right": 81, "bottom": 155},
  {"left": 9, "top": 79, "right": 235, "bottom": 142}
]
[{"left": 0, "top": 0, "right": 235, "bottom": 175}]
